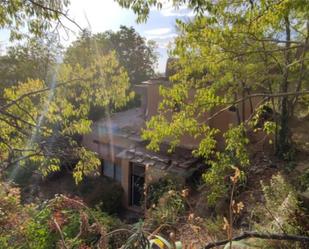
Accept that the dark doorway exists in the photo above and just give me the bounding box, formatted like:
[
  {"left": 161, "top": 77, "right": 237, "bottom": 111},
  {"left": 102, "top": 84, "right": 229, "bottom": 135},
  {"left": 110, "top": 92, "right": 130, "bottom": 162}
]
[{"left": 130, "top": 163, "right": 145, "bottom": 206}]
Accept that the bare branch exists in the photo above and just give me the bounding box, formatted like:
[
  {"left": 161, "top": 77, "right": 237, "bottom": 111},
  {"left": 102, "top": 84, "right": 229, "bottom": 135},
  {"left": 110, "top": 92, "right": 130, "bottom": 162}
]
[
  {"left": 292, "top": 20, "right": 309, "bottom": 111},
  {"left": 204, "top": 231, "right": 309, "bottom": 249},
  {"left": 52, "top": 218, "right": 69, "bottom": 249},
  {"left": 27, "top": 0, "right": 83, "bottom": 32}
]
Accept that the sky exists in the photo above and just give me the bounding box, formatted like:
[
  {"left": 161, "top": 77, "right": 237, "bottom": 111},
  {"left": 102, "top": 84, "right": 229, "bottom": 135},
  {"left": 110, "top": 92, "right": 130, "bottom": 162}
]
[{"left": 0, "top": 0, "right": 194, "bottom": 73}]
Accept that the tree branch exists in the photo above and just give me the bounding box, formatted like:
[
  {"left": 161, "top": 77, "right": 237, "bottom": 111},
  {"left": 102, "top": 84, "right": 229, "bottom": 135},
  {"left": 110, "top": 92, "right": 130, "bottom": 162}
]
[
  {"left": 207, "top": 91, "right": 309, "bottom": 122},
  {"left": 27, "top": 0, "right": 83, "bottom": 32},
  {"left": 204, "top": 231, "right": 309, "bottom": 249},
  {"left": 292, "top": 20, "right": 309, "bottom": 111},
  {"left": 0, "top": 77, "right": 91, "bottom": 112}
]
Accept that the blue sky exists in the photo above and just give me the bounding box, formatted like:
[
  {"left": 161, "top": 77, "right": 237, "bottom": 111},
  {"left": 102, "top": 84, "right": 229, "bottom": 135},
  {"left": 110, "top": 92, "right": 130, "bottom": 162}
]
[{"left": 0, "top": 0, "right": 194, "bottom": 73}]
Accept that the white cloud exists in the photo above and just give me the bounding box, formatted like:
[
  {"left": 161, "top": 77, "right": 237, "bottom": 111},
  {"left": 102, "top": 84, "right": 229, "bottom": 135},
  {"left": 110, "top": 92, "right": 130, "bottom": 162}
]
[
  {"left": 161, "top": 8, "right": 195, "bottom": 17},
  {"left": 144, "top": 27, "right": 177, "bottom": 50},
  {"left": 153, "top": 1, "right": 195, "bottom": 17},
  {"left": 144, "top": 28, "right": 172, "bottom": 36},
  {"left": 157, "top": 41, "right": 170, "bottom": 49},
  {"left": 146, "top": 32, "right": 177, "bottom": 40}
]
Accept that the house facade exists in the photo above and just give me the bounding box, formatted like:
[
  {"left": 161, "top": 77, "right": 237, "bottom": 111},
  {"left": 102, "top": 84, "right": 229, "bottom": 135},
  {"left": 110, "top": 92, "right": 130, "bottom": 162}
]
[{"left": 82, "top": 77, "right": 264, "bottom": 210}]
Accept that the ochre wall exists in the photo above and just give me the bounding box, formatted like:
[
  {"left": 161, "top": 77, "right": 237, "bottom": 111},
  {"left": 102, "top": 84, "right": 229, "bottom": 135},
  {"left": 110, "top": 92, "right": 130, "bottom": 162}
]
[
  {"left": 83, "top": 132, "right": 132, "bottom": 208},
  {"left": 146, "top": 83, "right": 162, "bottom": 120},
  {"left": 140, "top": 81, "right": 264, "bottom": 150}
]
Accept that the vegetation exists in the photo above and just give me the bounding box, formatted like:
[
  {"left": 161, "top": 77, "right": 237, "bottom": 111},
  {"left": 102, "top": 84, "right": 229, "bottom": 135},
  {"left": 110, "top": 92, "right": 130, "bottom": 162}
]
[
  {"left": 131, "top": 0, "right": 309, "bottom": 203},
  {"left": 0, "top": 37, "right": 60, "bottom": 89},
  {"left": 78, "top": 177, "right": 124, "bottom": 214},
  {"left": 253, "top": 174, "right": 308, "bottom": 248},
  {"left": 63, "top": 26, "right": 157, "bottom": 119},
  {"left": 0, "top": 51, "right": 131, "bottom": 182},
  {"left": 0, "top": 182, "right": 124, "bottom": 248},
  {"left": 0, "top": 0, "right": 75, "bottom": 40},
  {"left": 0, "top": 0, "right": 309, "bottom": 248},
  {"left": 64, "top": 26, "right": 157, "bottom": 85},
  {"left": 144, "top": 177, "right": 190, "bottom": 229}
]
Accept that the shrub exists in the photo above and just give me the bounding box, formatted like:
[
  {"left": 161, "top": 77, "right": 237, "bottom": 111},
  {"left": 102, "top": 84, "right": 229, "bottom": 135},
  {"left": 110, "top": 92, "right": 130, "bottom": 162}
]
[
  {"left": 145, "top": 177, "right": 187, "bottom": 227},
  {"left": 78, "top": 176, "right": 124, "bottom": 214},
  {"left": 1, "top": 184, "right": 26, "bottom": 243},
  {"left": 0, "top": 181, "right": 124, "bottom": 249},
  {"left": 4, "top": 162, "right": 38, "bottom": 187},
  {"left": 146, "top": 176, "right": 182, "bottom": 208},
  {"left": 25, "top": 208, "right": 56, "bottom": 249},
  {"left": 203, "top": 215, "right": 226, "bottom": 240},
  {"left": 252, "top": 174, "right": 308, "bottom": 249},
  {"left": 147, "top": 190, "right": 186, "bottom": 227}
]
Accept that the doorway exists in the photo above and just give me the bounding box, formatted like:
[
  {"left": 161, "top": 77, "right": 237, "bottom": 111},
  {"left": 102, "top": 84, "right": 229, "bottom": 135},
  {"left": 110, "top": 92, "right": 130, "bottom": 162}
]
[{"left": 130, "top": 163, "right": 145, "bottom": 207}]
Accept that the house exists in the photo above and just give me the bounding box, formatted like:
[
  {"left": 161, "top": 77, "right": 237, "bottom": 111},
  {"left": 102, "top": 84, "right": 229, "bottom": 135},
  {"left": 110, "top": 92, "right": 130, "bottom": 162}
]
[
  {"left": 82, "top": 77, "right": 203, "bottom": 210},
  {"left": 82, "top": 74, "right": 264, "bottom": 211}
]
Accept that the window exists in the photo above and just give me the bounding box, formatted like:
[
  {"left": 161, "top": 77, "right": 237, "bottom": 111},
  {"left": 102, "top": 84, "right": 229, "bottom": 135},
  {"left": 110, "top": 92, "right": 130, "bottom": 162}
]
[
  {"left": 102, "top": 160, "right": 122, "bottom": 183},
  {"left": 96, "top": 123, "right": 120, "bottom": 135},
  {"left": 115, "top": 164, "right": 122, "bottom": 182},
  {"left": 104, "top": 160, "right": 114, "bottom": 178}
]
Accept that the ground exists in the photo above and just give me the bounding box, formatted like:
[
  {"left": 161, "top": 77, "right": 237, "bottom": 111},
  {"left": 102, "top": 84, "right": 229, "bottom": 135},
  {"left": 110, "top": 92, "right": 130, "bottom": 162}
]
[{"left": 174, "top": 115, "right": 309, "bottom": 248}]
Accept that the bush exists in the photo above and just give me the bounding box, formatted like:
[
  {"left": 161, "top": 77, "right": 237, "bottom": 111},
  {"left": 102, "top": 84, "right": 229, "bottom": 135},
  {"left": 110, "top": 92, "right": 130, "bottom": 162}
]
[
  {"left": 25, "top": 208, "right": 56, "bottom": 249},
  {"left": 147, "top": 190, "right": 186, "bottom": 227},
  {"left": 252, "top": 174, "right": 308, "bottom": 249},
  {"left": 146, "top": 176, "right": 182, "bottom": 208},
  {"left": 203, "top": 215, "right": 226, "bottom": 240},
  {"left": 0, "top": 182, "right": 56, "bottom": 248},
  {"left": 0, "top": 183, "right": 27, "bottom": 247},
  {"left": 4, "top": 162, "right": 37, "bottom": 187},
  {"left": 47, "top": 195, "right": 124, "bottom": 248},
  {"left": 78, "top": 176, "right": 124, "bottom": 214},
  {"left": 145, "top": 177, "right": 187, "bottom": 227},
  {"left": 0, "top": 181, "right": 124, "bottom": 249}
]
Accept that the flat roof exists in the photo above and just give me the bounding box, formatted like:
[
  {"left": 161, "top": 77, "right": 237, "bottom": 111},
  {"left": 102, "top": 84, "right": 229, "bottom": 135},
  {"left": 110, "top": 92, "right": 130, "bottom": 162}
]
[
  {"left": 117, "top": 143, "right": 204, "bottom": 177},
  {"left": 92, "top": 107, "right": 145, "bottom": 140}
]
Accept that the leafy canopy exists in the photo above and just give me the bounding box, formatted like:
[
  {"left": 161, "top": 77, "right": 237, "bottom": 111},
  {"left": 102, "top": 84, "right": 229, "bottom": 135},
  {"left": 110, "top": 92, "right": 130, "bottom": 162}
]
[
  {"left": 64, "top": 26, "right": 158, "bottom": 85},
  {"left": 0, "top": 51, "right": 132, "bottom": 183},
  {"left": 0, "top": 37, "right": 61, "bottom": 89},
  {"left": 119, "top": 0, "right": 309, "bottom": 202},
  {"left": 0, "top": 0, "right": 71, "bottom": 40}
]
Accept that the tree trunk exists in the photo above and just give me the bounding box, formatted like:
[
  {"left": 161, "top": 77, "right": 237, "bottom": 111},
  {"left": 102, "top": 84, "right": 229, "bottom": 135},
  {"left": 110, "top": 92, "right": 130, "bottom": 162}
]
[{"left": 277, "top": 15, "right": 292, "bottom": 159}]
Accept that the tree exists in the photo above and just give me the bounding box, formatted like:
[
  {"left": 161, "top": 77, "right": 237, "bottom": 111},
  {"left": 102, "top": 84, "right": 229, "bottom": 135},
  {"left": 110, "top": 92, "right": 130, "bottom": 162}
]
[
  {"left": 0, "top": 51, "right": 132, "bottom": 182},
  {"left": 117, "top": 0, "right": 309, "bottom": 202},
  {"left": 0, "top": 1, "right": 134, "bottom": 182},
  {"left": 107, "top": 26, "right": 157, "bottom": 84},
  {"left": 115, "top": 0, "right": 210, "bottom": 23},
  {"left": 64, "top": 26, "right": 157, "bottom": 85},
  {"left": 63, "top": 29, "right": 111, "bottom": 69},
  {"left": 0, "top": 0, "right": 81, "bottom": 40},
  {"left": 0, "top": 37, "right": 61, "bottom": 89}
]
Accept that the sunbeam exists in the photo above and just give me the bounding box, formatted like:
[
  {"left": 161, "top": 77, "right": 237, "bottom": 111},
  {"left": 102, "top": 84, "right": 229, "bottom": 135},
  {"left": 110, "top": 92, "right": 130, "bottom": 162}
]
[{"left": 8, "top": 41, "right": 62, "bottom": 183}]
